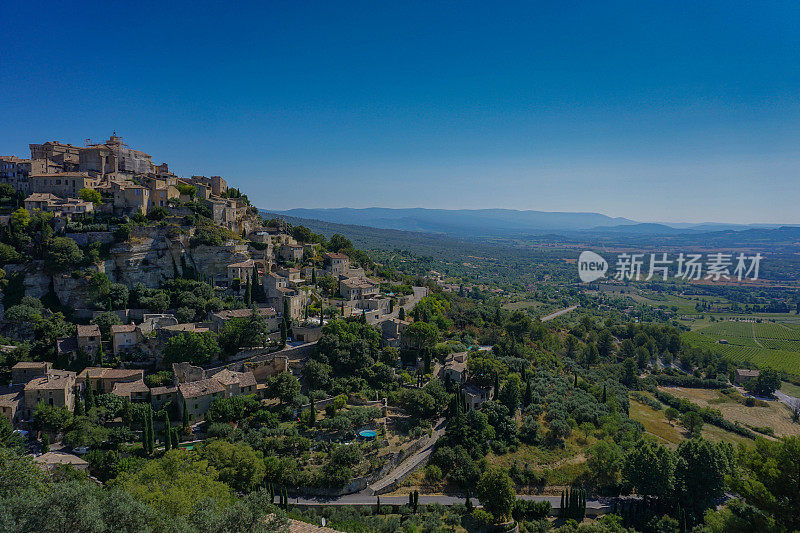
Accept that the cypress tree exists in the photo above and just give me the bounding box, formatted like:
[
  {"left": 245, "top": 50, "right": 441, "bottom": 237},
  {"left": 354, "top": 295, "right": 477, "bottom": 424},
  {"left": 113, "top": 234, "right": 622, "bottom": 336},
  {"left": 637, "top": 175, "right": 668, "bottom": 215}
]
[
  {"left": 361, "top": 309, "right": 367, "bottom": 323},
  {"left": 182, "top": 399, "right": 189, "bottom": 429},
  {"left": 312, "top": 268, "right": 317, "bottom": 287},
  {"left": 245, "top": 278, "right": 252, "bottom": 306},
  {"left": 340, "top": 301, "right": 344, "bottom": 316},
  {"left": 409, "top": 492, "right": 413, "bottom": 508},
  {"left": 148, "top": 406, "right": 155, "bottom": 454},
  {"left": 524, "top": 379, "right": 532, "bottom": 405},
  {"left": 560, "top": 491, "right": 565, "bottom": 519},
  {"left": 280, "top": 320, "right": 287, "bottom": 346},
  {"left": 413, "top": 490, "right": 419, "bottom": 513},
  {"left": 171, "top": 427, "right": 179, "bottom": 449},
  {"left": 574, "top": 373, "right": 578, "bottom": 387},
  {"left": 163, "top": 411, "right": 171, "bottom": 451},
  {"left": 398, "top": 307, "right": 405, "bottom": 321},
  {"left": 376, "top": 496, "right": 381, "bottom": 514},
  {"left": 309, "top": 400, "right": 316, "bottom": 427},
  {"left": 465, "top": 495, "right": 473, "bottom": 513},
  {"left": 84, "top": 380, "right": 95, "bottom": 410},
  {"left": 493, "top": 372, "right": 500, "bottom": 400},
  {"left": 41, "top": 433, "right": 50, "bottom": 453},
  {"left": 602, "top": 383, "right": 607, "bottom": 403}
]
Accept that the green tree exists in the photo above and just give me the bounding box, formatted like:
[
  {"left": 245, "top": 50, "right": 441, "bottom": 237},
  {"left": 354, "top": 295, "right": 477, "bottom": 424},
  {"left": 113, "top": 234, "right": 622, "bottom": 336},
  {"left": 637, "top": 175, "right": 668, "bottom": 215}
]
[
  {"left": 622, "top": 357, "right": 638, "bottom": 386},
  {"left": 34, "top": 401, "right": 73, "bottom": 434},
  {"left": 675, "top": 438, "right": 732, "bottom": 519},
  {"left": 269, "top": 372, "right": 300, "bottom": 405},
  {"left": 622, "top": 440, "right": 675, "bottom": 501},
  {"left": 664, "top": 407, "right": 679, "bottom": 425},
  {"left": 498, "top": 373, "right": 522, "bottom": 412},
  {"left": 78, "top": 188, "right": 102, "bottom": 204},
  {"left": 477, "top": 467, "right": 516, "bottom": 521},
  {"left": 164, "top": 331, "right": 221, "bottom": 364},
  {"left": 11, "top": 207, "right": 30, "bottom": 229},
  {"left": 45, "top": 237, "right": 84, "bottom": 273},
  {"left": 730, "top": 436, "right": 800, "bottom": 531},
  {"left": 0, "top": 416, "right": 24, "bottom": 449},
  {"left": 110, "top": 449, "right": 235, "bottom": 517},
  {"left": 200, "top": 440, "right": 266, "bottom": 493},
  {"left": 745, "top": 369, "right": 782, "bottom": 397},
  {"left": 586, "top": 440, "right": 623, "bottom": 491},
  {"left": 90, "top": 311, "right": 122, "bottom": 340},
  {"left": 680, "top": 411, "right": 704, "bottom": 436}
]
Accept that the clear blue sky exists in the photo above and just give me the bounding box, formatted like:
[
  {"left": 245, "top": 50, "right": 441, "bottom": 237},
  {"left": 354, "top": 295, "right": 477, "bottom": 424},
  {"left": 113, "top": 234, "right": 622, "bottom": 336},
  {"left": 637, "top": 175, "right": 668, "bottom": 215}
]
[{"left": 2, "top": 1, "right": 799, "bottom": 223}]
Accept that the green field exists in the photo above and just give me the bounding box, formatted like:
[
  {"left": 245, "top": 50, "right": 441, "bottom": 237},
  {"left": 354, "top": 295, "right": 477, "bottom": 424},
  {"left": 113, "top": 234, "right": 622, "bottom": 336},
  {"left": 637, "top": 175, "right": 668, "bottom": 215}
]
[{"left": 683, "top": 321, "right": 800, "bottom": 374}]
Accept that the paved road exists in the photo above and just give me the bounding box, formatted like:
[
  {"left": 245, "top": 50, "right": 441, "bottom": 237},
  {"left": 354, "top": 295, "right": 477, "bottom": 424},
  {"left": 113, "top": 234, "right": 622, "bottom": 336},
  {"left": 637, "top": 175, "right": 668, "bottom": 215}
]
[
  {"left": 774, "top": 390, "right": 799, "bottom": 410},
  {"left": 290, "top": 492, "right": 605, "bottom": 510},
  {"left": 540, "top": 305, "right": 579, "bottom": 322},
  {"left": 367, "top": 418, "right": 446, "bottom": 494}
]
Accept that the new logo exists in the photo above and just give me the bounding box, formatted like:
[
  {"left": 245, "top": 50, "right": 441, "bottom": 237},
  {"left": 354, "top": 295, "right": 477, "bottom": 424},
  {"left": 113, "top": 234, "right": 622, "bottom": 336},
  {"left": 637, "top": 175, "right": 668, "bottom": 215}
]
[{"left": 578, "top": 251, "right": 607, "bottom": 283}]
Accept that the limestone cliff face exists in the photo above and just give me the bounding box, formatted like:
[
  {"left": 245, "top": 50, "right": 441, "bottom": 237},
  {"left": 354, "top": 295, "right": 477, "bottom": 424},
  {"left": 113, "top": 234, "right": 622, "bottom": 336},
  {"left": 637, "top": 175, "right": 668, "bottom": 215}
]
[
  {"left": 105, "top": 230, "right": 186, "bottom": 288},
  {"left": 105, "top": 228, "right": 251, "bottom": 288},
  {"left": 53, "top": 275, "right": 96, "bottom": 310}
]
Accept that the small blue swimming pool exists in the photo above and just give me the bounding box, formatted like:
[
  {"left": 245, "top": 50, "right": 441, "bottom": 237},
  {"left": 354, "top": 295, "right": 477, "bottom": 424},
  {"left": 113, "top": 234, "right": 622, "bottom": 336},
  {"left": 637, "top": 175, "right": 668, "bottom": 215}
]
[{"left": 359, "top": 430, "right": 377, "bottom": 439}]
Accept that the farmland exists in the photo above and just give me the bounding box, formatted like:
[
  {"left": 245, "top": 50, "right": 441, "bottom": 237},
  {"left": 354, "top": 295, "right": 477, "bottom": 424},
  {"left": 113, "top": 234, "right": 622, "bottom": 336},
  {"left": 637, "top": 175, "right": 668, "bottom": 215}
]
[
  {"left": 629, "top": 396, "right": 754, "bottom": 448},
  {"left": 658, "top": 386, "right": 800, "bottom": 438},
  {"left": 682, "top": 320, "right": 800, "bottom": 374}
]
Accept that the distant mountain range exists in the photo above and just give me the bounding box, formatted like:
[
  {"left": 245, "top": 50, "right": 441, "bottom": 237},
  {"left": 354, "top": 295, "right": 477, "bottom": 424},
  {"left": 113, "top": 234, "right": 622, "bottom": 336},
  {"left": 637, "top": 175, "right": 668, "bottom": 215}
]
[{"left": 271, "top": 208, "right": 793, "bottom": 237}]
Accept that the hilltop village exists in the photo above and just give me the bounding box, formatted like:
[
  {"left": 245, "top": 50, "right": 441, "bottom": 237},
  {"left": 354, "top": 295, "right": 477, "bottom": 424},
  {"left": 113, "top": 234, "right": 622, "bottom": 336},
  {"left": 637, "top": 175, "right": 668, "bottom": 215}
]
[{"left": 0, "top": 135, "right": 443, "bottom": 432}]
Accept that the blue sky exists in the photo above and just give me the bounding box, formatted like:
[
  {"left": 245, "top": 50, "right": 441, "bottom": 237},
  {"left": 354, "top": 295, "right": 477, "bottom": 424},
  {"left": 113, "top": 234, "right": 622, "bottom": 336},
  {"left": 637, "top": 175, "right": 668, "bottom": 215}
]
[{"left": 1, "top": 1, "right": 799, "bottom": 223}]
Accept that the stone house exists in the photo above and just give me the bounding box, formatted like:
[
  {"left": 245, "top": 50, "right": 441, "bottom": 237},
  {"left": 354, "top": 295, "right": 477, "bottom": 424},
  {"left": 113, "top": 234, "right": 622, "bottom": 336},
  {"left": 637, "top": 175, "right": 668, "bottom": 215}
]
[
  {"left": 735, "top": 368, "right": 760, "bottom": 385},
  {"left": 0, "top": 385, "right": 23, "bottom": 424},
  {"left": 11, "top": 361, "right": 51, "bottom": 385},
  {"left": 28, "top": 172, "right": 98, "bottom": 197},
  {"left": 463, "top": 383, "right": 493, "bottom": 411},
  {"left": 76, "top": 324, "right": 102, "bottom": 355},
  {"left": 111, "top": 379, "right": 150, "bottom": 402},
  {"left": 380, "top": 318, "right": 410, "bottom": 348},
  {"left": 279, "top": 243, "right": 304, "bottom": 262},
  {"left": 109, "top": 324, "right": 142, "bottom": 354},
  {"left": 442, "top": 352, "right": 468, "bottom": 383},
  {"left": 324, "top": 252, "right": 350, "bottom": 276},
  {"left": 151, "top": 385, "right": 179, "bottom": 412},
  {"left": 178, "top": 378, "right": 227, "bottom": 423},
  {"left": 339, "top": 277, "right": 379, "bottom": 301},
  {"left": 276, "top": 267, "right": 302, "bottom": 284},
  {"left": 76, "top": 367, "right": 144, "bottom": 394},
  {"left": 209, "top": 307, "right": 279, "bottom": 333},
  {"left": 111, "top": 181, "right": 150, "bottom": 216},
  {"left": 33, "top": 451, "right": 89, "bottom": 472},
  {"left": 22, "top": 370, "right": 76, "bottom": 419},
  {"left": 227, "top": 258, "right": 257, "bottom": 284}
]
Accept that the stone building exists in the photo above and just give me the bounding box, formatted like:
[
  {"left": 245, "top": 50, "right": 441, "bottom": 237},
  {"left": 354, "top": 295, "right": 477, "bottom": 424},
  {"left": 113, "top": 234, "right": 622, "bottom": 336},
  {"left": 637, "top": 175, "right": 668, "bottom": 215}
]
[{"left": 22, "top": 370, "right": 76, "bottom": 418}]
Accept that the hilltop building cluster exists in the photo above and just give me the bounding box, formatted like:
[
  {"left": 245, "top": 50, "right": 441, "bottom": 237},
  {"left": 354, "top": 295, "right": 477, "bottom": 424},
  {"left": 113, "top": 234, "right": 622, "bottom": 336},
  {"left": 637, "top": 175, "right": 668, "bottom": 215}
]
[{"left": 0, "top": 133, "right": 428, "bottom": 431}]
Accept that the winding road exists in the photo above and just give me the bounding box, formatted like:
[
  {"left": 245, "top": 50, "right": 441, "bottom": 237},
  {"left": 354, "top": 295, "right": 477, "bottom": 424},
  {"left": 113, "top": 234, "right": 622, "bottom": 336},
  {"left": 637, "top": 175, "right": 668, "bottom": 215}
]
[{"left": 541, "top": 305, "right": 579, "bottom": 322}]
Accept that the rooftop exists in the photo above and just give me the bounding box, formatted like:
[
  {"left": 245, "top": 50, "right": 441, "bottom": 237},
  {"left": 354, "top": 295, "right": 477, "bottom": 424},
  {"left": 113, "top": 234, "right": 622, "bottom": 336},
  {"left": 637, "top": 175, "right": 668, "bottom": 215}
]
[
  {"left": 325, "top": 252, "right": 349, "bottom": 260},
  {"left": 76, "top": 324, "right": 101, "bottom": 337},
  {"left": 25, "top": 371, "right": 76, "bottom": 391},
  {"left": 110, "top": 324, "right": 137, "bottom": 334},
  {"left": 179, "top": 378, "right": 226, "bottom": 399},
  {"left": 33, "top": 451, "right": 88, "bottom": 469},
  {"left": 212, "top": 369, "right": 257, "bottom": 388},
  {"left": 77, "top": 367, "right": 143, "bottom": 380},
  {"left": 111, "top": 379, "right": 150, "bottom": 397},
  {"left": 213, "top": 307, "right": 276, "bottom": 320}
]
